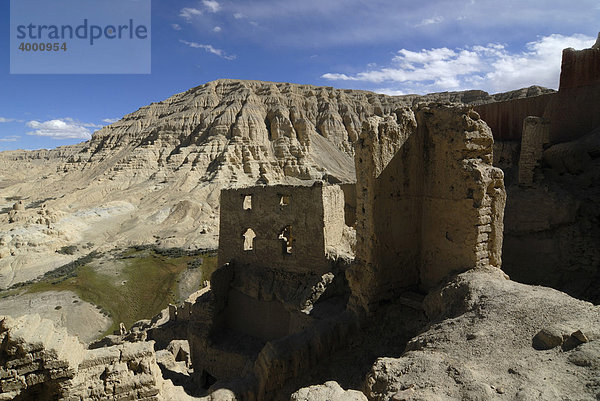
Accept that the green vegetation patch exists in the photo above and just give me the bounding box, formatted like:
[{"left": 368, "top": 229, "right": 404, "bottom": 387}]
[{"left": 4, "top": 247, "right": 218, "bottom": 338}]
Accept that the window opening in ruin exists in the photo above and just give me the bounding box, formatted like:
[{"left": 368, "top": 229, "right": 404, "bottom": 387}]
[
  {"left": 278, "top": 225, "right": 293, "bottom": 254},
  {"left": 175, "top": 348, "right": 187, "bottom": 363},
  {"left": 243, "top": 228, "right": 256, "bottom": 251},
  {"left": 243, "top": 195, "right": 253, "bottom": 210},
  {"left": 279, "top": 195, "right": 290, "bottom": 206}
]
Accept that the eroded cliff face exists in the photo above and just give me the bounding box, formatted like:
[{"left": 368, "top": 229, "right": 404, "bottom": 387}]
[{"left": 74, "top": 79, "right": 406, "bottom": 183}]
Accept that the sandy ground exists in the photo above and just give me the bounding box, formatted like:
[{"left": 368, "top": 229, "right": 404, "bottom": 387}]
[{"left": 0, "top": 291, "right": 112, "bottom": 344}]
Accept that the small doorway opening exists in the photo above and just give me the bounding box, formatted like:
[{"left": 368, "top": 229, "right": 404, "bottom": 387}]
[{"left": 243, "top": 228, "right": 256, "bottom": 251}]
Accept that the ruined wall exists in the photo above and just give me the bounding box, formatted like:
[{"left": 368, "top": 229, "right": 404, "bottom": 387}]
[
  {"left": 558, "top": 46, "right": 600, "bottom": 90},
  {"left": 518, "top": 116, "right": 551, "bottom": 186},
  {"left": 191, "top": 242, "right": 352, "bottom": 383},
  {"left": 473, "top": 94, "right": 554, "bottom": 141},
  {"left": 252, "top": 311, "right": 358, "bottom": 400},
  {"left": 225, "top": 289, "right": 291, "bottom": 341},
  {"left": 502, "top": 127, "right": 600, "bottom": 305},
  {"left": 369, "top": 114, "right": 422, "bottom": 295},
  {"left": 218, "top": 183, "right": 345, "bottom": 275},
  {"left": 348, "top": 105, "right": 506, "bottom": 312},
  {"left": 351, "top": 109, "right": 417, "bottom": 303},
  {"left": 476, "top": 45, "right": 600, "bottom": 145},
  {"left": 0, "top": 315, "right": 165, "bottom": 400},
  {"left": 339, "top": 183, "right": 357, "bottom": 226},
  {"left": 322, "top": 185, "right": 346, "bottom": 252},
  {"left": 217, "top": 261, "right": 342, "bottom": 343},
  {"left": 546, "top": 47, "right": 600, "bottom": 142},
  {"left": 492, "top": 42, "right": 600, "bottom": 304},
  {"left": 417, "top": 107, "right": 505, "bottom": 287}
]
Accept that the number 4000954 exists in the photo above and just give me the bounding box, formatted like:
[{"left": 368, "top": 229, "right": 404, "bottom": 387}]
[{"left": 18, "top": 42, "right": 67, "bottom": 52}]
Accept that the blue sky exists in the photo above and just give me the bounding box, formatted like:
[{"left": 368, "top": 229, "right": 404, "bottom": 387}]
[{"left": 1, "top": 0, "right": 599, "bottom": 151}]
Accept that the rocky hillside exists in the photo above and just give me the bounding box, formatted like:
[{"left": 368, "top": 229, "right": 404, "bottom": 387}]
[
  {"left": 365, "top": 267, "right": 600, "bottom": 401},
  {"left": 0, "top": 80, "right": 549, "bottom": 289}
]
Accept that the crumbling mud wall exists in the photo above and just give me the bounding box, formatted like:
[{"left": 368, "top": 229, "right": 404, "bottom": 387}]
[
  {"left": 474, "top": 94, "right": 554, "bottom": 141},
  {"left": 350, "top": 108, "right": 418, "bottom": 310},
  {"left": 517, "top": 116, "right": 551, "bottom": 186},
  {"left": 348, "top": 104, "right": 506, "bottom": 312},
  {"left": 339, "top": 183, "right": 357, "bottom": 226},
  {"left": 187, "top": 183, "right": 352, "bottom": 395},
  {"left": 0, "top": 315, "right": 166, "bottom": 400},
  {"left": 417, "top": 106, "right": 505, "bottom": 286},
  {"left": 476, "top": 42, "right": 600, "bottom": 146},
  {"left": 187, "top": 290, "right": 359, "bottom": 401},
  {"left": 218, "top": 182, "right": 345, "bottom": 275},
  {"left": 322, "top": 185, "right": 346, "bottom": 252},
  {"left": 546, "top": 46, "right": 600, "bottom": 143}
]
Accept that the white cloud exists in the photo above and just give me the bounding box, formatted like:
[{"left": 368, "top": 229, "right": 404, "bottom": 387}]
[
  {"left": 373, "top": 88, "right": 407, "bottom": 96},
  {"left": 233, "top": 12, "right": 245, "bottom": 19},
  {"left": 179, "top": 39, "right": 236, "bottom": 60},
  {"left": 179, "top": 7, "right": 202, "bottom": 22},
  {"left": 213, "top": 26, "right": 222, "bottom": 32},
  {"left": 172, "top": 24, "right": 182, "bottom": 31},
  {"left": 26, "top": 118, "right": 94, "bottom": 140},
  {"left": 322, "top": 33, "right": 595, "bottom": 94},
  {"left": 0, "top": 135, "right": 20, "bottom": 142},
  {"left": 102, "top": 118, "right": 119, "bottom": 124},
  {"left": 0, "top": 117, "right": 23, "bottom": 123},
  {"left": 416, "top": 16, "right": 443, "bottom": 27},
  {"left": 483, "top": 34, "right": 594, "bottom": 91},
  {"left": 202, "top": 0, "right": 221, "bottom": 13}
]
